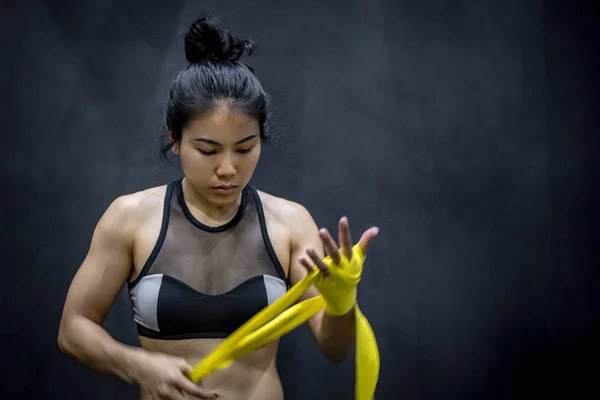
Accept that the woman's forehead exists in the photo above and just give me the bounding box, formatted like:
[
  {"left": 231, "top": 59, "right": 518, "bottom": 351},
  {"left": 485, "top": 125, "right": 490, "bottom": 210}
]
[{"left": 185, "top": 109, "right": 260, "bottom": 142}]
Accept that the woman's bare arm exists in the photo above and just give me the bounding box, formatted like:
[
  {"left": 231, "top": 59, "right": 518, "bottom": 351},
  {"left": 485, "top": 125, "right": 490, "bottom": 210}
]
[{"left": 57, "top": 194, "right": 143, "bottom": 382}]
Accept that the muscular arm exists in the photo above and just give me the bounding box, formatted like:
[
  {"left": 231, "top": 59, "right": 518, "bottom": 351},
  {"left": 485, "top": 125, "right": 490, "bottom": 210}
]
[
  {"left": 57, "top": 195, "right": 144, "bottom": 382},
  {"left": 287, "top": 205, "right": 356, "bottom": 363}
]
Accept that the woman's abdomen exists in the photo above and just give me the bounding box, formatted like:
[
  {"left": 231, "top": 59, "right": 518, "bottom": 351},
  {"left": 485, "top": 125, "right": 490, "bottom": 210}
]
[{"left": 139, "top": 336, "right": 283, "bottom": 400}]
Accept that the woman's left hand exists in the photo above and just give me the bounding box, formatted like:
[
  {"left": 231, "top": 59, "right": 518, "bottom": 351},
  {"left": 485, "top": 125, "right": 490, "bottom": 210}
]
[{"left": 298, "top": 216, "right": 379, "bottom": 277}]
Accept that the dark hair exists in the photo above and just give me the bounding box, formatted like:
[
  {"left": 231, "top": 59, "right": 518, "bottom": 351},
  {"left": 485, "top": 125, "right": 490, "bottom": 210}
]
[{"left": 161, "top": 15, "right": 272, "bottom": 159}]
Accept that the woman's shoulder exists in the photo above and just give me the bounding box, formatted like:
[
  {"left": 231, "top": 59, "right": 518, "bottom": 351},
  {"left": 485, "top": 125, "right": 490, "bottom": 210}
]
[
  {"left": 254, "top": 188, "right": 316, "bottom": 231},
  {"left": 103, "top": 184, "right": 168, "bottom": 224}
]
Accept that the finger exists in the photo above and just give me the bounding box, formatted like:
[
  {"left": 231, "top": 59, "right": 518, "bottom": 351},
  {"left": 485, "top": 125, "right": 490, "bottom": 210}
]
[
  {"left": 298, "top": 256, "right": 314, "bottom": 273},
  {"left": 306, "top": 247, "right": 330, "bottom": 277},
  {"left": 173, "top": 358, "right": 194, "bottom": 375},
  {"left": 319, "top": 228, "right": 341, "bottom": 265},
  {"left": 358, "top": 227, "right": 380, "bottom": 254},
  {"left": 176, "top": 377, "right": 217, "bottom": 399},
  {"left": 339, "top": 217, "right": 353, "bottom": 260},
  {"left": 299, "top": 253, "right": 329, "bottom": 277},
  {"left": 172, "top": 360, "right": 217, "bottom": 398}
]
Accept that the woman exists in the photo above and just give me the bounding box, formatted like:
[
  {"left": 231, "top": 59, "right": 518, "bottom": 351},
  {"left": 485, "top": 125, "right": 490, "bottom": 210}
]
[{"left": 58, "top": 15, "right": 379, "bottom": 400}]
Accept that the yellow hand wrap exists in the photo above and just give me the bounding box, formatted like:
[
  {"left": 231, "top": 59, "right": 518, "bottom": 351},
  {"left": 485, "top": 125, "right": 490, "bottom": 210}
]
[
  {"left": 315, "top": 244, "right": 364, "bottom": 316},
  {"left": 187, "top": 244, "right": 379, "bottom": 400}
]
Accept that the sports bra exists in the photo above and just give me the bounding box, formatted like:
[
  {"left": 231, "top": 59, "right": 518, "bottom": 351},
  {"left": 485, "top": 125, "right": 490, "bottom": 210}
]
[{"left": 127, "top": 179, "right": 289, "bottom": 340}]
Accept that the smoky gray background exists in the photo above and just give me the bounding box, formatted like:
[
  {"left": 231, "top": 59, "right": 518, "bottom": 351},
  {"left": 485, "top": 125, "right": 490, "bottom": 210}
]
[{"left": 1, "top": 0, "right": 598, "bottom": 399}]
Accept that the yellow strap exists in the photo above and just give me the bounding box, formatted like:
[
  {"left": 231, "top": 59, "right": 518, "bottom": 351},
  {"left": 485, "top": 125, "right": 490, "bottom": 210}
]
[{"left": 187, "top": 268, "right": 379, "bottom": 400}]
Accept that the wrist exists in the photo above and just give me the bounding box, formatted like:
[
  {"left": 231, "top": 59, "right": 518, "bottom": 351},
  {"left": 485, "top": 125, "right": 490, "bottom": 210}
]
[
  {"left": 118, "top": 346, "right": 148, "bottom": 384},
  {"left": 323, "top": 287, "right": 357, "bottom": 316}
]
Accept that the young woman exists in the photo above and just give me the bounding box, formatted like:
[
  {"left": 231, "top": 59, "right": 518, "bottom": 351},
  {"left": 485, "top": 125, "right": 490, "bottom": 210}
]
[{"left": 58, "top": 15, "right": 379, "bottom": 400}]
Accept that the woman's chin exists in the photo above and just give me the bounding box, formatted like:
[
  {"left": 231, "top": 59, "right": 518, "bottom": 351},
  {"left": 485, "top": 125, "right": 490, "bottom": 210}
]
[{"left": 206, "top": 187, "right": 241, "bottom": 204}]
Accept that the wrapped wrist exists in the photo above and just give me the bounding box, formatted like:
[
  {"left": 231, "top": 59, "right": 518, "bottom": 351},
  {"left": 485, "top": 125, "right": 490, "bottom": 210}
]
[
  {"left": 315, "top": 244, "right": 364, "bottom": 316},
  {"left": 323, "top": 288, "right": 356, "bottom": 316}
]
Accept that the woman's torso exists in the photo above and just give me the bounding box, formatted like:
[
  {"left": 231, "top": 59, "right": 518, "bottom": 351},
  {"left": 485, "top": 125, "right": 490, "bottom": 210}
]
[{"left": 127, "top": 180, "right": 294, "bottom": 400}]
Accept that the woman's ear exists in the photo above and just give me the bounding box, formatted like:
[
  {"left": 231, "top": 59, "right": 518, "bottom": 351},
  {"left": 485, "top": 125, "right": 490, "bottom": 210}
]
[{"left": 169, "top": 131, "right": 180, "bottom": 154}]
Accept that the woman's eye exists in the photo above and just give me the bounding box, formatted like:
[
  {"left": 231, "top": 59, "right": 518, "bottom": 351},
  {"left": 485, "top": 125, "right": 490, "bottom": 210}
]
[
  {"left": 198, "top": 149, "right": 216, "bottom": 155},
  {"left": 237, "top": 147, "right": 254, "bottom": 154}
]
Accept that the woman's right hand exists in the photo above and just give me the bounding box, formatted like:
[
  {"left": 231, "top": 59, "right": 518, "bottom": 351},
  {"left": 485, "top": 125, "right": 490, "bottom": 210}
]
[{"left": 132, "top": 351, "right": 217, "bottom": 399}]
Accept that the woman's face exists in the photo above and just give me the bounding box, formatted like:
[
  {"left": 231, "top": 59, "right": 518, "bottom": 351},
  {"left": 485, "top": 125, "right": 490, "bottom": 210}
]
[{"left": 172, "top": 107, "right": 261, "bottom": 206}]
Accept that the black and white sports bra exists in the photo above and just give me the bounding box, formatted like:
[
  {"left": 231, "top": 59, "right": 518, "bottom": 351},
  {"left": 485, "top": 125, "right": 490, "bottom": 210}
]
[{"left": 127, "top": 179, "right": 289, "bottom": 340}]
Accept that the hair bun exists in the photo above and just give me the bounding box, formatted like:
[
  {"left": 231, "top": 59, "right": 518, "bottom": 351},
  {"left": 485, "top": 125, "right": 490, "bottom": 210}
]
[{"left": 184, "top": 15, "right": 255, "bottom": 64}]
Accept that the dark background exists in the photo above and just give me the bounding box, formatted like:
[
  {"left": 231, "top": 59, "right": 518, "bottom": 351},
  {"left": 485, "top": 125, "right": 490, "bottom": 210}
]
[{"left": 1, "top": 0, "right": 598, "bottom": 399}]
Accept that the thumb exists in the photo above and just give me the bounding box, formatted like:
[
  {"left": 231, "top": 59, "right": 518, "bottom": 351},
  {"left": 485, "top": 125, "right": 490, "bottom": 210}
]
[
  {"left": 173, "top": 357, "right": 193, "bottom": 373},
  {"left": 358, "top": 227, "right": 379, "bottom": 254}
]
